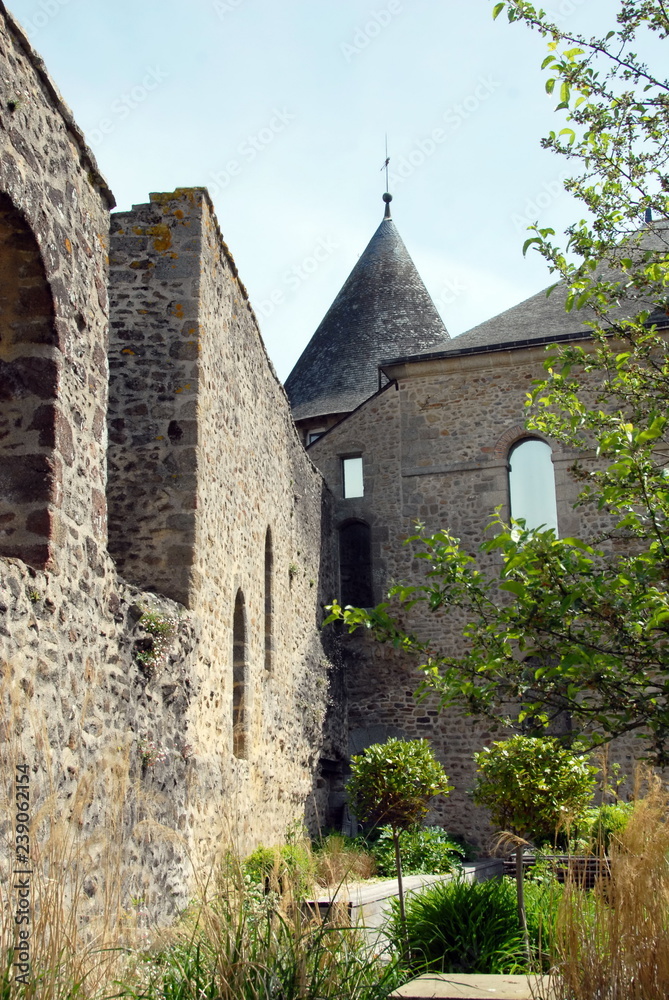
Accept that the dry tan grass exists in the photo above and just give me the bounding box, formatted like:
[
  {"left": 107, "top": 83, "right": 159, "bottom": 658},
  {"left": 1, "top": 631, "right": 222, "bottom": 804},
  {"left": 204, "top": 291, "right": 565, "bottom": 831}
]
[
  {"left": 552, "top": 769, "right": 669, "bottom": 1000},
  {"left": 314, "top": 834, "right": 376, "bottom": 886},
  {"left": 0, "top": 677, "right": 167, "bottom": 999}
]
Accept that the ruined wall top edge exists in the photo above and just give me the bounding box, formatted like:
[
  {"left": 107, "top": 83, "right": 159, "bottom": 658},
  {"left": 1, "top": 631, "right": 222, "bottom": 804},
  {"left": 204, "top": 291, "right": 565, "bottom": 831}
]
[
  {"left": 0, "top": 1, "right": 115, "bottom": 209},
  {"left": 115, "top": 186, "right": 318, "bottom": 461}
]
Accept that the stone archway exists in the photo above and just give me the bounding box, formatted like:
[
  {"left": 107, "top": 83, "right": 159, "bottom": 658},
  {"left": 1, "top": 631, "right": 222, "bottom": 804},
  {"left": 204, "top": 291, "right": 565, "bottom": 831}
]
[{"left": 0, "top": 192, "right": 59, "bottom": 568}]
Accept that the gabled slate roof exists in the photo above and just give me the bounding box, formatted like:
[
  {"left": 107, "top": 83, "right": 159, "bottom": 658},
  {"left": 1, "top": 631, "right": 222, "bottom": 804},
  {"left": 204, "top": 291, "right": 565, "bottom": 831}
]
[
  {"left": 285, "top": 197, "right": 450, "bottom": 421},
  {"left": 396, "top": 217, "right": 669, "bottom": 363}
]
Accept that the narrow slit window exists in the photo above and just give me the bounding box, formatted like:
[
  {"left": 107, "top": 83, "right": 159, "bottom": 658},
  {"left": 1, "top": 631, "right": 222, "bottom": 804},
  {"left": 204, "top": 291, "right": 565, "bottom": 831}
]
[
  {"left": 232, "top": 589, "right": 248, "bottom": 759},
  {"left": 342, "top": 456, "right": 364, "bottom": 498},
  {"left": 508, "top": 438, "right": 558, "bottom": 533},
  {"left": 264, "top": 528, "right": 274, "bottom": 672}
]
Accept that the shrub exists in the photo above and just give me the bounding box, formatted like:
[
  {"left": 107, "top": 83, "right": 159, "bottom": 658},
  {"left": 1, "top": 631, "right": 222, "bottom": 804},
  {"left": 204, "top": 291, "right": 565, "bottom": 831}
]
[
  {"left": 243, "top": 841, "right": 316, "bottom": 899},
  {"left": 473, "top": 736, "right": 598, "bottom": 844},
  {"left": 347, "top": 738, "right": 452, "bottom": 943},
  {"left": 388, "top": 875, "right": 562, "bottom": 975},
  {"left": 370, "top": 826, "right": 464, "bottom": 878},
  {"left": 473, "top": 735, "right": 597, "bottom": 957},
  {"left": 577, "top": 800, "right": 634, "bottom": 853}
]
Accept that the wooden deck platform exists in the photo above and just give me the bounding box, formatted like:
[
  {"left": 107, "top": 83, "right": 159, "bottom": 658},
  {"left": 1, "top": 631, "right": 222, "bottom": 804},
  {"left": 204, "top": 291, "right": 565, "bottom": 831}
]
[{"left": 391, "top": 972, "right": 555, "bottom": 999}]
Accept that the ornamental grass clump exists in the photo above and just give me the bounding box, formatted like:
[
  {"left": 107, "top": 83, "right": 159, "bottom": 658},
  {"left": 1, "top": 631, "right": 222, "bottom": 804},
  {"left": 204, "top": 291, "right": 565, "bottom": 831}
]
[
  {"left": 313, "top": 833, "right": 377, "bottom": 886},
  {"left": 553, "top": 770, "right": 669, "bottom": 1000},
  {"left": 120, "top": 859, "right": 404, "bottom": 1000},
  {"left": 387, "top": 875, "right": 562, "bottom": 975}
]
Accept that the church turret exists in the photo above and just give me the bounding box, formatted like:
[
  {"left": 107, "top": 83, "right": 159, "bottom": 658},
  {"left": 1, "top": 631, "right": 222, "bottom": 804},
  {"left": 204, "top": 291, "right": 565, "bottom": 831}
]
[{"left": 285, "top": 194, "right": 450, "bottom": 443}]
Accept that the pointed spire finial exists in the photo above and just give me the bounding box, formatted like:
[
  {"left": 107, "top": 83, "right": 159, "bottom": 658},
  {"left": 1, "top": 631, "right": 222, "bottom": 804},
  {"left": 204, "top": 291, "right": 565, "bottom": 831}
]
[{"left": 381, "top": 134, "right": 392, "bottom": 218}]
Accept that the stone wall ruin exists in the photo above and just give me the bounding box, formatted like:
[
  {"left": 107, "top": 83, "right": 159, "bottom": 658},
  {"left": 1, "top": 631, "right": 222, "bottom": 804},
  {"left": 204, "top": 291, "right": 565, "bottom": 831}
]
[{"left": 0, "top": 2, "right": 343, "bottom": 919}]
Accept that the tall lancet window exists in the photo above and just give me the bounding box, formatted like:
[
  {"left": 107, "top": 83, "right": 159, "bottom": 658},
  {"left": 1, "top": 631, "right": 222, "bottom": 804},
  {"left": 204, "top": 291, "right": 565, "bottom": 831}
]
[
  {"left": 264, "top": 528, "right": 274, "bottom": 672},
  {"left": 508, "top": 438, "right": 559, "bottom": 534},
  {"left": 232, "top": 589, "right": 248, "bottom": 759}
]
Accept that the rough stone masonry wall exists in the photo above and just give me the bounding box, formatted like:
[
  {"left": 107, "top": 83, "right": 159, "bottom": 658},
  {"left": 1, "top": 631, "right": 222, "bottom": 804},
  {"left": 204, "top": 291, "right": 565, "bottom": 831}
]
[
  {"left": 107, "top": 189, "right": 342, "bottom": 859},
  {"left": 310, "top": 345, "right": 638, "bottom": 847},
  {"left": 107, "top": 193, "right": 201, "bottom": 606},
  {"left": 0, "top": 6, "right": 201, "bottom": 919}
]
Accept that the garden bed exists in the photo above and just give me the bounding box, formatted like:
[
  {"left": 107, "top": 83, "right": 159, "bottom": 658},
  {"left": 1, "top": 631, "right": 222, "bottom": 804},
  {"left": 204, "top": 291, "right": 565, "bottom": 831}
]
[{"left": 306, "top": 859, "right": 503, "bottom": 945}]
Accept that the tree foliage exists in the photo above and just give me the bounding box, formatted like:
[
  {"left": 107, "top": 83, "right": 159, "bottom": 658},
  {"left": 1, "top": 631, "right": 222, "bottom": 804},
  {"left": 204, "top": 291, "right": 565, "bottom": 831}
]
[
  {"left": 473, "top": 734, "right": 596, "bottom": 956},
  {"left": 473, "top": 735, "right": 598, "bottom": 844},
  {"left": 326, "top": 2, "right": 669, "bottom": 762},
  {"left": 346, "top": 738, "right": 452, "bottom": 832}
]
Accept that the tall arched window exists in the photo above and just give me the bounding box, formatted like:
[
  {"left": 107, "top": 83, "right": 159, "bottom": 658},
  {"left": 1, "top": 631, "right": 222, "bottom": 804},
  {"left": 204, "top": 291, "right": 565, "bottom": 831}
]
[
  {"left": 0, "top": 192, "right": 58, "bottom": 568},
  {"left": 232, "top": 589, "right": 248, "bottom": 759},
  {"left": 264, "top": 528, "right": 274, "bottom": 672},
  {"left": 508, "top": 438, "right": 558, "bottom": 533},
  {"left": 339, "top": 520, "right": 373, "bottom": 607}
]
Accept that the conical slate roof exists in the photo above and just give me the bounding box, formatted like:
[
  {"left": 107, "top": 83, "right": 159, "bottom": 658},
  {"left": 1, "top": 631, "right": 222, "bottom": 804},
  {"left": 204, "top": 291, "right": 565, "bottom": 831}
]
[{"left": 285, "top": 198, "right": 450, "bottom": 421}]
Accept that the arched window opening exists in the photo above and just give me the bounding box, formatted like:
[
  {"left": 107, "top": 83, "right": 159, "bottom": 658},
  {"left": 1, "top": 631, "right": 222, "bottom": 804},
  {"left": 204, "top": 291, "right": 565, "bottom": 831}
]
[
  {"left": 339, "top": 520, "right": 372, "bottom": 607},
  {"left": 508, "top": 438, "right": 558, "bottom": 533},
  {"left": 264, "top": 528, "right": 274, "bottom": 672},
  {"left": 0, "top": 192, "right": 58, "bottom": 568},
  {"left": 232, "top": 589, "right": 248, "bottom": 759}
]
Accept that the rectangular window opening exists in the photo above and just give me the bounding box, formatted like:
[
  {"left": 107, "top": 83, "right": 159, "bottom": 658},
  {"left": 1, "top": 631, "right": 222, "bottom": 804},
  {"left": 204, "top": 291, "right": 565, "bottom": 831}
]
[{"left": 342, "top": 456, "right": 364, "bottom": 498}]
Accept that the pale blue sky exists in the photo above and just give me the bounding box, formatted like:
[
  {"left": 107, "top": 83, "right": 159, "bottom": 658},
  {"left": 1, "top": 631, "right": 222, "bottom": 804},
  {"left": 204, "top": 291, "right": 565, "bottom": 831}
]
[{"left": 9, "top": 0, "right": 616, "bottom": 380}]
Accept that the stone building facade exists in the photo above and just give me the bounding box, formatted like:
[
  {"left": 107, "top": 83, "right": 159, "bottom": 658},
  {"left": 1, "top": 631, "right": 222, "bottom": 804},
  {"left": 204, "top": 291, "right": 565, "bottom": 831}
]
[
  {"left": 306, "top": 343, "right": 588, "bottom": 843},
  {"left": 0, "top": 3, "right": 341, "bottom": 915}
]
